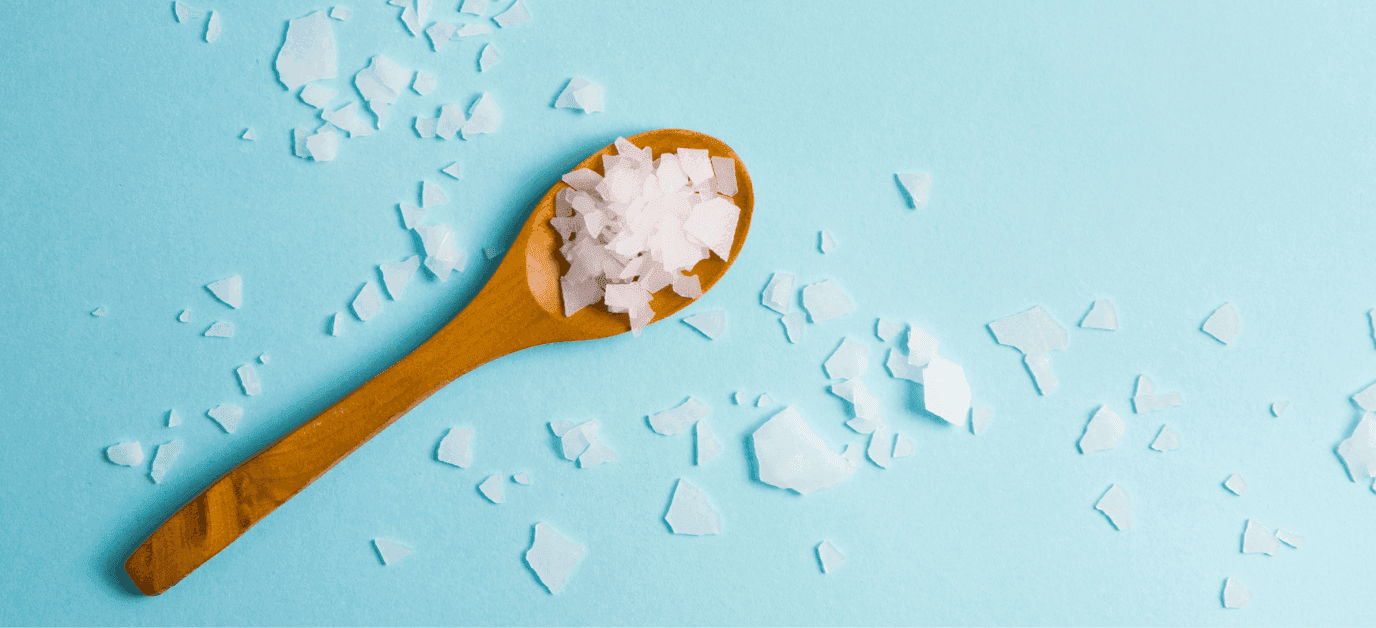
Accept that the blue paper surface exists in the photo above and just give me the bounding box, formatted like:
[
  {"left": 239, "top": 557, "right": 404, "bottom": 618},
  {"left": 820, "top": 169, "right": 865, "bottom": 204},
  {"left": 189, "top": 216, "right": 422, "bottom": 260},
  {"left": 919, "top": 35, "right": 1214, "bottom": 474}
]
[{"left": 3, "top": 0, "right": 1376, "bottom": 625}]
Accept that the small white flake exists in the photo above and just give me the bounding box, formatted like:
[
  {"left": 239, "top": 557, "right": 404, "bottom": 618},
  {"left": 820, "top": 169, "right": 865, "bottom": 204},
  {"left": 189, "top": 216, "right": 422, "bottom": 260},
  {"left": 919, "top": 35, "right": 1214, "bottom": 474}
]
[
  {"left": 876, "top": 318, "right": 902, "bottom": 342},
  {"left": 756, "top": 394, "right": 773, "bottom": 408},
  {"left": 149, "top": 440, "right": 183, "bottom": 483},
  {"left": 493, "top": 0, "right": 531, "bottom": 27},
  {"left": 437, "top": 427, "right": 474, "bottom": 467},
  {"left": 478, "top": 475, "right": 505, "bottom": 504},
  {"left": 320, "top": 103, "right": 371, "bottom": 136},
  {"left": 1222, "top": 577, "right": 1251, "bottom": 609},
  {"left": 207, "top": 404, "right": 243, "bottom": 433},
  {"left": 355, "top": 54, "right": 412, "bottom": 129},
  {"left": 399, "top": 1, "right": 420, "bottom": 35},
  {"left": 824, "top": 338, "right": 869, "bottom": 380},
  {"left": 294, "top": 128, "right": 311, "bottom": 158},
  {"left": 1224, "top": 473, "right": 1247, "bottom": 495},
  {"left": 373, "top": 539, "right": 412, "bottom": 565},
  {"left": 751, "top": 407, "right": 855, "bottom": 495},
  {"left": 206, "top": 275, "right": 242, "bottom": 308},
  {"left": 577, "top": 438, "right": 618, "bottom": 468},
  {"left": 352, "top": 282, "right": 383, "bottom": 321},
  {"left": 414, "top": 117, "right": 436, "bottom": 138},
  {"left": 696, "top": 420, "right": 722, "bottom": 465},
  {"left": 817, "top": 541, "right": 846, "bottom": 574},
  {"left": 422, "top": 181, "right": 449, "bottom": 208},
  {"left": 1080, "top": 299, "right": 1119, "bottom": 330},
  {"left": 1336, "top": 412, "right": 1376, "bottom": 481},
  {"left": 174, "top": 1, "right": 203, "bottom": 23},
  {"left": 989, "top": 306, "right": 1067, "bottom": 355},
  {"left": 330, "top": 312, "right": 343, "bottom": 336},
  {"left": 1354, "top": 382, "right": 1376, "bottom": 412},
  {"left": 1095, "top": 484, "right": 1132, "bottom": 530},
  {"left": 1275, "top": 528, "right": 1305, "bottom": 548},
  {"left": 683, "top": 311, "right": 727, "bottom": 339},
  {"left": 525, "top": 522, "right": 585, "bottom": 595},
  {"left": 1133, "top": 375, "right": 1183, "bottom": 413},
  {"left": 665, "top": 479, "right": 722, "bottom": 535},
  {"left": 460, "top": 92, "right": 501, "bottom": 139},
  {"left": 560, "top": 420, "right": 597, "bottom": 460},
  {"left": 904, "top": 326, "right": 939, "bottom": 368},
  {"left": 970, "top": 406, "right": 993, "bottom": 435},
  {"left": 867, "top": 426, "right": 892, "bottom": 469},
  {"left": 1150, "top": 425, "right": 1181, "bottom": 451},
  {"left": 91, "top": 307, "right": 106, "bottom": 317},
  {"left": 398, "top": 203, "right": 425, "bottom": 229},
  {"left": 204, "top": 321, "right": 234, "bottom": 338},
  {"left": 178, "top": 310, "right": 191, "bottom": 322},
  {"left": 300, "top": 84, "right": 336, "bottom": 109},
  {"left": 1242, "top": 520, "right": 1278, "bottom": 555},
  {"left": 329, "top": 6, "right": 349, "bottom": 20},
  {"left": 513, "top": 473, "right": 531, "bottom": 485},
  {"left": 479, "top": 43, "right": 501, "bottom": 72},
  {"left": 1024, "top": 354, "right": 1058, "bottom": 395},
  {"left": 305, "top": 127, "right": 338, "bottom": 162},
  {"left": 761, "top": 272, "right": 794, "bottom": 314},
  {"left": 236, "top": 364, "right": 261, "bottom": 396},
  {"left": 460, "top": 0, "right": 487, "bottom": 15},
  {"left": 204, "top": 11, "right": 221, "bottom": 43},
  {"left": 649, "top": 397, "right": 710, "bottom": 435},
  {"left": 442, "top": 162, "right": 463, "bottom": 179},
  {"left": 554, "top": 77, "right": 604, "bottom": 113},
  {"left": 1271, "top": 401, "right": 1289, "bottom": 417},
  {"left": 885, "top": 349, "right": 922, "bottom": 383},
  {"left": 241, "top": 128, "right": 255, "bottom": 140},
  {"left": 456, "top": 23, "right": 492, "bottom": 37},
  {"left": 819, "top": 231, "right": 836, "bottom": 254},
  {"left": 801, "top": 279, "right": 856, "bottom": 323},
  {"left": 896, "top": 173, "right": 931, "bottom": 209},
  {"left": 781, "top": 313, "right": 804, "bottom": 343},
  {"left": 549, "top": 421, "right": 574, "bottom": 437},
  {"left": 922, "top": 356, "right": 970, "bottom": 426},
  {"left": 426, "top": 21, "right": 456, "bottom": 51},
  {"left": 258, "top": 353, "right": 270, "bottom": 364},
  {"left": 380, "top": 256, "right": 420, "bottom": 300},
  {"left": 1202, "top": 302, "right": 1241, "bottom": 345},
  {"left": 1079, "top": 405, "right": 1125, "bottom": 454},
  {"left": 275, "top": 11, "right": 337, "bottom": 91},
  {"left": 733, "top": 392, "right": 745, "bottom": 405},
  {"left": 892, "top": 433, "right": 915, "bottom": 458},
  {"left": 840, "top": 443, "right": 865, "bottom": 468},
  {"left": 167, "top": 409, "right": 181, "bottom": 427},
  {"left": 412, "top": 71, "right": 436, "bottom": 96},
  {"left": 106, "top": 442, "right": 143, "bottom": 466}
]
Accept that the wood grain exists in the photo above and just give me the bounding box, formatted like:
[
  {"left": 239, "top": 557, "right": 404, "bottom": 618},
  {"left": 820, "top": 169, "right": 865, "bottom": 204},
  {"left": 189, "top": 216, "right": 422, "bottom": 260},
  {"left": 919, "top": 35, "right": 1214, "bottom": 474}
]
[{"left": 124, "top": 129, "right": 754, "bottom": 595}]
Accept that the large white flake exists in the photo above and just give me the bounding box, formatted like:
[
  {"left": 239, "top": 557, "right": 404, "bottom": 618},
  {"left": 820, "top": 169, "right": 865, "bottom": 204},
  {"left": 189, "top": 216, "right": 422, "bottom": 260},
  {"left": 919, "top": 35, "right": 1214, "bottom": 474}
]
[
  {"left": 824, "top": 338, "right": 869, "bottom": 380},
  {"left": 437, "top": 427, "right": 474, "bottom": 467},
  {"left": 1079, "top": 405, "right": 1125, "bottom": 454},
  {"left": 649, "top": 397, "right": 710, "bottom": 435},
  {"left": 206, "top": 275, "right": 242, "bottom": 308},
  {"left": 525, "top": 523, "right": 585, "bottom": 594},
  {"left": 1095, "top": 484, "right": 1132, "bottom": 530},
  {"left": 988, "top": 306, "right": 1067, "bottom": 355},
  {"left": 922, "top": 356, "right": 970, "bottom": 426},
  {"left": 751, "top": 407, "right": 854, "bottom": 495},
  {"left": 1242, "top": 520, "right": 1278, "bottom": 555},
  {"left": 275, "top": 11, "right": 337, "bottom": 91},
  {"left": 664, "top": 479, "right": 721, "bottom": 535},
  {"left": 1202, "top": 302, "right": 1241, "bottom": 345},
  {"left": 801, "top": 279, "right": 855, "bottom": 323},
  {"left": 1080, "top": 299, "right": 1118, "bottom": 330}
]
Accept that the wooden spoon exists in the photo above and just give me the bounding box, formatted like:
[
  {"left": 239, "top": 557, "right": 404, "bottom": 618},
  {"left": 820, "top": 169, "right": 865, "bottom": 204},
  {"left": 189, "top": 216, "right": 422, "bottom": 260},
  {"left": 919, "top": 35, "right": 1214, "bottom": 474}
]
[{"left": 124, "top": 129, "right": 753, "bottom": 596}]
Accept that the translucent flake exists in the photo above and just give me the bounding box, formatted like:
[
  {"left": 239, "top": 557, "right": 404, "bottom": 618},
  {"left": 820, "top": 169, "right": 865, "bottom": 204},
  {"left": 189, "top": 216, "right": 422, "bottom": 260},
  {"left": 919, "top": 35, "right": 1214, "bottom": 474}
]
[
  {"left": 549, "top": 421, "right": 574, "bottom": 438},
  {"left": 560, "top": 420, "right": 597, "bottom": 460},
  {"left": 678, "top": 148, "right": 713, "bottom": 186},
  {"left": 572, "top": 83, "right": 604, "bottom": 113},
  {"left": 664, "top": 479, "right": 722, "bottom": 535},
  {"left": 426, "top": 21, "right": 456, "bottom": 51},
  {"left": 876, "top": 318, "right": 901, "bottom": 342},
  {"left": 885, "top": 348, "right": 922, "bottom": 383},
  {"left": 840, "top": 443, "right": 864, "bottom": 467},
  {"left": 351, "top": 282, "right": 383, "bottom": 321},
  {"left": 106, "top": 442, "right": 143, "bottom": 466},
  {"left": 1353, "top": 381, "right": 1376, "bottom": 411},
  {"left": 1132, "top": 375, "right": 1183, "bottom": 413},
  {"left": 398, "top": 203, "right": 425, "bottom": 229},
  {"left": 236, "top": 364, "right": 261, "bottom": 396},
  {"left": 711, "top": 156, "right": 738, "bottom": 196},
  {"left": 178, "top": 310, "right": 191, "bottom": 323},
  {"left": 305, "top": 126, "right": 338, "bottom": 162},
  {"left": 819, "top": 231, "right": 836, "bottom": 254},
  {"left": 460, "top": 92, "right": 501, "bottom": 139},
  {"left": 414, "top": 117, "right": 436, "bottom": 138},
  {"left": 1270, "top": 401, "right": 1289, "bottom": 417},
  {"left": 380, "top": 256, "right": 420, "bottom": 300},
  {"left": 1223, "top": 473, "right": 1247, "bottom": 496},
  {"left": 422, "top": 180, "right": 448, "bottom": 208},
  {"left": 695, "top": 420, "right": 722, "bottom": 465},
  {"left": 275, "top": 11, "right": 337, "bottom": 91},
  {"left": 513, "top": 473, "right": 531, "bottom": 485},
  {"left": 479, "top": 43, "right": 501, "bottom": 72},
  {"left": 322, "top": 102, "right": 375, "bottom": 138},
  {"left": 149, "top": 440, "right": 183, "bottom": 483},
  {"left": 174, "top": 2, "right": 203, "bottom": 22},
  {"left": 300, "top": 84, "right": 336, "bottom": 109},
  {"left": 373, "top": 539, "right": 412, "bottom": 565},
  {"left": 578, "top": 438, "right": 618, "bottom": 468},
  {"left": 761, "top": 272, "right": 795, "bottom": 314},
  {"left": 416, "top": 0, "right": 431, "bottom": 23},
  {"left": 207, "top": 404, "right": 243, "bottom": 433},
  {"left": 293, "top": 128, "right": 311, "bottom": 158},
  {"left": 460, "top": 0, "right": 487, "bottom": 15},
  {"left": 1202, "top": 302, "right": 1241, "bottom": 345},
  {"left": 989, "top": 306, "right": 1067, "bottom": 355},
  {"left": 1080, "top": 299, "right": 1118, "bottom": 330},
  {"left": 824, "top": 339, "right": 869, "bottom": 380},
  {"left": 1222, "top": 577, "right": 1251, "bottom": 609},
  {"left": 649, "top": 397, "right": 710, "bottom": 435},
  {"left": 1078, "top": 406, "right": 1124, "bottom": 454},
  {"left": 751, "top": 407, "right": 855, "bottom": 495},
  {"left": 399, "top": 1, "right": 420, "bottom": 35},
  {"left": 1242, "top": 520, "right": 1278, "bottom": 555},
  {"left": 892, "top": 433, "right": 915, "bottom": 457},
  {"left": 241, "top": 128, "right": 255, "bottom": 140},
  {"left": 896, "top": 173, "right": 931, "bottom": 209},
  {"left": 922, "top": 356, "right": 970, "bottom": 426},
  {"left": 683, "top": 311, "right": 726, "bottom": 340},
  {"left": 1024, "top": 354, "right": 1058, "bottom": 395},
  {"left": 329, "top": 6, "right": 349, "bottom": 20},
  {"left": 560, "top": 167, "right": 600, "bottom": 190},
  {"left": 204, "top": 11, "right": 221, "bottom": 43},
  {"left": 1275, "top": 529, "right": 1305, "bottom": 548},
  {"left": 478, "top": 475, "right": 504, "bottom": 504},
  {"left": 91, "top": 307, "right": 106, "bottom": 317},
  {"left": 817, "top": 541, "right": 846, "bottom": 574},
  {"left": 456, "top": 23, "right": 491, "bottom": 37},
  {"left": 330, "top": 312, "right": 343, "bottom": 336},
  {"left": 206, "top": 275, "right": 242, "bottom": 308},
  {"left": 905, "top": 325, "right": 940, "bottom": 368},
  {"left": 756, "top": 394, "right": 773, "bottom": 408},
  {"left": 258, "top": 353, "right": 270, "bottom": 364},
  {"left": 1095, "top": 484, "right": 1132, "bottom": 530},
  {"left": 437, "top": 427, "right": 474, "bottom": 467},
  {"left": 1150, "top": 425, "right": 1181, "bottom": 451},
  {"left": 555, "top": 77, "right": 592, "bottom": 109},
  {"left": 167, "top": 409, "right": 181, "bottom": 427},
  {"left": 355, "top": 55, "right": 412, "bottom": 129},
  {"left": 442, "top": 162, "right": 463, "bottom": 179},
  {"left": 415, "top": 223, "right": 466, "bottom": 281},
  {"left": 204, "top": 321, "right": 234, "bottom": 338},
  {"left": 493, "top": 0, "right": 531, "bottom": 27},
  {"left": 867, "top": 426, "right": 892, "bottom": 469},
  {"left": 802, "top": 280, "right": 856, "bottom": 323},
  {"left": 412, "top": 71, "right": 436, "bottom": 96},
  {"left": 970, "top": 406, "right": 993, "bottom": 435},
  {"left": 525, "top": 523, "right": 585, "bottom": 595},
  {"left": 1337, "top": 412, "right": 1376, "bottom": 481}
]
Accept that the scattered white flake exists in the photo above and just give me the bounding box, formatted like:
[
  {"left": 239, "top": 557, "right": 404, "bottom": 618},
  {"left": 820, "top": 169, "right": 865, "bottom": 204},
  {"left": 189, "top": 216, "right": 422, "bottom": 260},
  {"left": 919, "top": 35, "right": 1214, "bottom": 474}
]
[
  {"left": 398, "top": 203, "right": 425, "bottom": 229},
  {"left": 329, "top": 6, "right": 349, "bottom": 20},
  {"left": 824, "top": 339, "right": 869, "bottom": 380},
  {"left": 178, "top": 309, "right": 191, "bottom": 322},
  {"left": 1133, "top": 375, "right": 1184, "bottom": 413},
  {"left": 167, "top": 409, "right": 181, "bottom": 427},
  {"left": 294, "top": 128, "right": 311, "bottom": 158},
  {"left": 549, "top": 420, "right": 574, "bottom": 437},
  {"left": 1337, "top": 412, "right": 1376, "bottom": 481},
  {"left": 412, "top": 71, "right": 436, "bottom": 96},
  {"left": 559, "top": 420, "right": 597, "bottom": 459},
  {"left": 478, "top": 475, "right": 505, "bottom": 504},
  {"left": 818, "top": 230, "right": 835, "bottom": 254},
  {"left": 414, "top": 117, "right": 436, "bottom": 138},
  {"left": 733, "top": 391, "right": 745, "bottom": 405},
  {"left": 1222, "top": 577, "right": 1251, "bottom": 609},
  {"left": 204, "top": 10, "right": 221, "bottom": 43},
  {"left": 876, "top": 318, "right": 902, "bottom": 342},
  {"left": 91, "top": 307, "right": 106, "bottom": 317},
  {"left": 1242, "top": 520, "right": 1278, "bottom": 555},
  {"left": 241, "top": 128, "right": 255, "bottom": 140},
  {"left": 1271, "top": 401, "right": 1289, "bottom": 417},
  {"left": 479, "top": 43, "right": 501, "bottom": 72},
  {"left": 106, "top": 442, "right": 143, "bottom": 466},
  {"left": 1023, "top": 354, "right": 1058, "bottom": 395},
  {"left": 1095, "top": 484, "right": 1132, "bottom": 530},
  {"left": 989, "top": 306, "right": 1067, "bottom": 355},
  {"left": 1353, "top": 382, "right": 1376, "bottom": 411},
  {"left": 525, "top": 523, "right": 585, "bottom": 595},
  {"left": 426, "top": 21, "right": 456, "bottom": 51},
  {"left": 460, "top": 0, "right": 487, "bottom": 14},
  {"left": 572, "top": 83, "right": 605, "bottom": 113},
  {"left": 867, "top": 426, "right": 892, "bottom": 469},
  {"left": 577, "top": 435, "right": 619, "bottom": 469},
  {"left": 416, "top": 223, "right": 466, "bottom": 281},
  {"left": 896, "top": 173, "right": 931, "bottom": 209},
  {"left": 817, "top": 541, "right": 846, "bottom": 574},
  {"left": 696, "top": 420, "right": 722, "bottom": 465},
  {"left": 905, "top": 325, "right": 940, "bottom": 368},
  {"left": 711, "top": 156, "right": 737, "bottom": 196},
  {"left": 1224, "top": 473, "right": 1247, "bottom": 496},
  {"left": 355, "top": 55, "right": 412, "bottom": 129},
  {"left": 1080, "top": 299, "right": 1118, "bottom": 330},
  {"left": 1276, "top": 528, "right": 1305, "bottom": 548},
  {"left": 174, "top": 1, "right": 203, "bottom": 23},
  {"left": 761, "top": 272, "right": 794, "bottom": 314},
  {"left": 801, "top": 280, "right": 856, "bottom": 323},
  {"left": 305, "top": 126, "right": 338, "bottom": 162},
  {"left": 330, "top": 312, "right": 343, "bottom": 336},
  {"left": 751, "top": 407, "right": 855, "bottom": 495},
  {"left": 351, "top": 282, "right": 383, "bottom": 321},
  {"left": 300, "top": 85, "right": 337, "bottom": 109},
  {"left": 460, "top": 92, "right": 501, "bottom": 139},
  {"left": 456, "top": 23, "right": 491, "bottom": 37},
  {"left": 373, "top": 539, "right": 412, "bottom": 565},
  {"left": 885, "top": 348, "right": 922, "bottom": 383},
  {"left": 780, "top": 313, "right": 804, "bottom": 344},
  {"left": 258, "top": 353, "right": 270, "bottom": 364},
  {"left": 319, "top": 105, "right": 366, "bottom": 136},
  {"left": 493, "top": 0, "right": 531, "bottom": 27},
  {"left": 416, "top": 0, "right": 432, "bottom": 23},
  {"left": 664, "top": 479, "right": 722, "bottom": 535},
  {"left": 756, "top": 394, "right": 773, "bottom": 408},
  {"left": 683, "top": 311, "right": 727, "bottom": 339},
  {"left": 922, "top": 356, "right": 970, "bottom": 426},
  {"left": 422, "top": 180, "right": 449, "bottom": 208},
  {"left": 892, "top": 433, "right": 915, "bottom": 458},
  {"left": 399, "top": 1, "right": 420, "bottom": 35},
  {"left": 1078, "top": 405, "right": 1125, "bottom": 454},
  {"left": 204, "top": 321, "right": 234, "bottom": 338},
  {"left": 649, "top": 397, "right": 710, "bottom": 435},
  {"left": 236, "top": 364, "right": 261, "bottom": 396},
  {"left": 442, "top": 162, "right": 463, "bottom": 179},
  {"left": 380, "top": 256, "right": 420, "bottom": 300},
  {"left": 275, "top": 11, "right": 337, "bottom": 91},
  {"left": 513, "top": 473, "right": 531, "bottom": 485},
  {"left": 437, "top": 428, "right": 474, "bottom": 467},
  {"left": 1150, "top": 425, "right": 1180, "bottom": 451},
  {"left": 149, "top": 440, "right": 183, "bottom": 483},
  {"left": 970, "top": 406, "right": 993, "bottom": 435},
  {"left": 1202, "top": 302, "right": 1241, "bottom": 345},
  {"left": 206, "top": 275, "right": 242, "bottom": 308},
  {"left": 207, "top": 404, "right": 243, "bottom": 433}
]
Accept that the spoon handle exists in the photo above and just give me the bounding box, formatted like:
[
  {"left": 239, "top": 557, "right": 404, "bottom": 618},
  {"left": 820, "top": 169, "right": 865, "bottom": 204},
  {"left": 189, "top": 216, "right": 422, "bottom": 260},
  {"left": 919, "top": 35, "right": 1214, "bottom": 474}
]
[{"left": 125, "top": 284, "right": 562, "bottom": 596}]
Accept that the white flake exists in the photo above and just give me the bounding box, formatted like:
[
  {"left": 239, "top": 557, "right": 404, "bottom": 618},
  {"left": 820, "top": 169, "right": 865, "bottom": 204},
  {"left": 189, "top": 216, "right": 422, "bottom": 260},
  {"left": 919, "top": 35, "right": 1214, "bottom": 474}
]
[
  {"left": 525, "top": 523, "right": 585, "bottom": 595},
  {"left": 896, "top": 173, "right": 931, "bottom": 209},
  {"left": 456, "top": 23, "right": 491, "bottom": 37},
  {"left": 258, "top": 353, "right": 270, "bottom": 364},
  {"left": 460, "top": 0, "right": 487, "bottom": 15},
  {"left": 322, "top": 102, "right": 374, "bottom": 137},
  {"left": 649, "top": 397, "right": 710, "bottom": 435},
  {"left": 664, "top": 479, "right": 722, "bottom": 535},
  {"left": 1224, "top": 473, "right": 1247, "bottom": 496},
  {"left": 756, "top": 394, "right": 773, "bottom": 408},
  {"left": 922, "top": 356, "right": 970, "bottom": 426},
  {"left": 801, "top": 279, "right": 856, "bottom": 323},
  {"left": 412, "top": 71, "right": 436, "bottom": 96},
  {"left": 1133, "top": 375, "right": 1183, "bottom": 413},
  {"left": 106, "top": 442, "right": 143, "bottom": 466},
  {"left": 711, "top": 156, "right": 737, "bottom": 196},
  {"left": 442, "top": 162, "right": 463, "bottom": 179},
  {"left": 573, "top": 83, "right": 605, "bottom": 112},
  {"left": 355, "top": 55, "right": 412, "bottom": 129},
  {"left": 414, "top": 117, "right": 436, "bottom": 138},
  {"left": 733, "top": 392, "right": 745, "bottom": 405},
  {"left": 696, "top": 420, "right": 722, "bottom": 465},
  {"left": 479, "top": 43, "right": 501, "bottom": 72},
  {"left": 178, "top": 310, "right": 191, "bottom": 322},
  {"left": 241, "top": 128, "right": 255, "bottom": 140},
  {"left": 903, "top": 325, "right": 940, "bottom": 368},
  {"left": 876, "top": 318, "right": 901, "bottom": 342},
  {"left": 867, "top": 426, "right": 892, "bottom": 469},
  {"left": 1271, "top": 401, "right": 1289, "bottom": 417},
  {"left": 204, "top": 11, "right": 221, "bottom": 43},
  {"left": 426, "top": 21, "right": 456, "bottom": 51},
  {"left": 380, "top": 256, "right": 420, "bottom": 300},
  {"left": 492, "top": 0, "right": 531, "bottom": 27},
  {"left": 989, "top": 306, "right": 1067, "bottom": 355},
  {"left": 305, "top": 126, "right": 338, "bottom": 161},
  {"left": 1150, "top": 425, "right": 1181, "bottom": 451},
  {"left": 1354, "top": 382, "right": 1376, "bottom": 411},
  {"left": 840, "top": 443, "right": 865, "bottom": 468},
  {"left": 1275, "top": 528, "right": 1305, "bottom": 548},
  {"left": 578, "top": 438, "right": 618, "bottom": 468},
  {"left": 373, "top": 539, "right": 412, "bottom": 565},
  {"left": 478, "top": 475, "right": 504, "bottom": 504},
  {"left": 886, "top": 348, "right": 922, "bottom": 383},
  {"left": 352, "top": 282, "right": 383, "bottom": 321},
  {"left": 1095, "top": 484, "right": 1132, "bottom": 530},
  {"left": 892, "top": 433, "right": 915, "bottom": 457},
  {"left": 275, "top": 11, "right": 337, "bottom": 91},
  {"left": 1337, "top": 412, "right": 1376, "bottom": 481},
  {"left": 1024, "top": 354, "right": 1058, "bottom": 395},
  {"left": 1078, "top": 405, "right": 1124, "bottom": 454},
  {"left": 330, "top": 312, "right": 343, "bottom": 336},
  {"left": 399, "top": 1, "right": 420, "bottom": 35},
  {"left": 549, "top": 421, "right": 574, "bottom": 438},
  {"left": 437, "top": 427, "right": 474, "bottom": 467},
  {"left": 1080, "top": 299, "right": 1118, "bottom": 330},
  {"left": 207, "top": 404, "right": 243, "bottom": 433},
  {"left": 206, "top": 275, "right": 242, "bottom": 308},
  {"left": 1202, "top": 302, "right": 1241, "bottom": 345},
  {"left": 817, "top": 541, "right": 846, "bottom": 574},
  {"left": 204, "top": 321, "right": 234, "bottom": 338},
  {"left": 174, "top": 2, "right": 203, "bottom": 22},
  {"left": 970, "top": 406, "right": 993, "bottom": 435},
  {"left": 683, "top": 311, "right": 726, "bottom": 339},
  {"left": 1242, "top": 520, "right": 1278, "bottom": 555},
  {"left": 300, "top": 84, "right": 336, "bottom": 109},
  {"left": 398, "top": 203, "right": 425, "bottom": 229},
  {"left": 818, "top": 231, "right": 836, "bottom": 254},
  {"left": 555, "top": 78, "right": 591, "bottom": 108},
  {"left": 761, "top": 272, "right": 794, "bottom": 314},
  {"left": 416, "top": 223, "right": 466, "bottom": 281},
  {"left": 167, "top": 409, "right": 181, "bottom": 427},
  {"left": 149, "top": 440, "right": 183, "bottom": 483},
  {"left": 460, "top": 93, "right": 501, "bottom": 139},
  {"left": 294, "top": 128, "right": 311, "bottom": 158},
  {"left": 1222, "top": 577, "right": 1251, "bottom": 609},
  {"left": 781, "top": 313, "right": 804, "bottom": 344},
  {"left": 824, "top": 339, "right": 869, "bottom": 381},
  {"left": 236, "top": 364, "right": 261, "bottom": 396},
  {"left": 513, "top": 473, "right": 531, "bottom": 485},
  {"left": 422, "top": 180, "right": 448, "bottom": 208},
  {"left": 560, "top": 420, "right": 597, "bottom": 460},
  {"left": 91, "top": 307, "right": 106, "bottom": 317},
  {"left": 329, "top": 6, "right": 349, "bottom": 20},
  {"left": 751, "top": 407, "right": 855, "bottom": 495}
]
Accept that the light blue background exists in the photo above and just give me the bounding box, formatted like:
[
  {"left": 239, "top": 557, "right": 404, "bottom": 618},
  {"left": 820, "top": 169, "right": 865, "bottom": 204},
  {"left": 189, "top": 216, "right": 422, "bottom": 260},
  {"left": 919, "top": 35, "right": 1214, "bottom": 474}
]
[{"left": 3, "top": 0, "right": 1375, "bottom": 625}]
